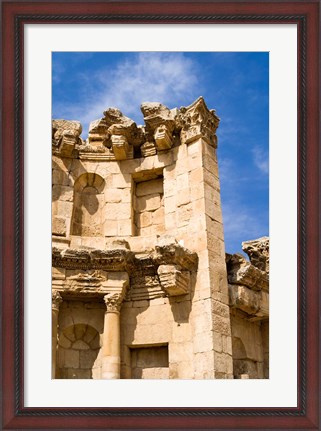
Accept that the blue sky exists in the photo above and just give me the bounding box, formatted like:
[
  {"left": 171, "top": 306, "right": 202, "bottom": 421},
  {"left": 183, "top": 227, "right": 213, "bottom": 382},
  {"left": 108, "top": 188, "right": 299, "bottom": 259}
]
[{"left": 52, "top": 52, "right": 269, "bottom": 254}]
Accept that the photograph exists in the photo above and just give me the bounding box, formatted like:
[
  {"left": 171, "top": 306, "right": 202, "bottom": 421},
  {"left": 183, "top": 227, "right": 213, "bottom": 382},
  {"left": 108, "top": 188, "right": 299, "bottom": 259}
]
[
  {"left": 2, "top": 1, "right": 319, "bottom": 428},
  {"left": 51, "top": 52, "right": 269, "bottom": 380}
]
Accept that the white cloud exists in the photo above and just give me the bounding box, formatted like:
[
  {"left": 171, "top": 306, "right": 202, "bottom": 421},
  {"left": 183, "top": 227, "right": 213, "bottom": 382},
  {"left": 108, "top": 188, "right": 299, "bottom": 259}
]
[
  {"left": 222, "top": 202, "right": 268, "bottom": 254},
  {"left": 53, "top": 52, "right": 200, "bottom": 136},
  {"left": 252, "top": 145, "right": 269, "bottom": 174}
]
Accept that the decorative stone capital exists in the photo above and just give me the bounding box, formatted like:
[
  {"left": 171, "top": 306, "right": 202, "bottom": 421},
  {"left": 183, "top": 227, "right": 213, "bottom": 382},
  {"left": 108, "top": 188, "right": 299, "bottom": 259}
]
[
  {"left": 157, "top": 264, "right": 190, "bottom": 296},
  {"left": 104, "top": 292, "right": 124, "bottom": 313},
  {"left": 179, "top": 96, "right": 220, "bottom": 147},
  {"left": 52, "top": 290, "right": 63, "bottom": 311},
  {"left": 103, "top": 272, "right": 129, "bottom": 312}
]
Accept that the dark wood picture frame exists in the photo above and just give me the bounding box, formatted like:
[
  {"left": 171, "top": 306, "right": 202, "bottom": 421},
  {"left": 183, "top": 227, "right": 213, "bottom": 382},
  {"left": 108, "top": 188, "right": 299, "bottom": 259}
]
[{"left": 1, "top": 1, "right": 320, "bottom": 429}]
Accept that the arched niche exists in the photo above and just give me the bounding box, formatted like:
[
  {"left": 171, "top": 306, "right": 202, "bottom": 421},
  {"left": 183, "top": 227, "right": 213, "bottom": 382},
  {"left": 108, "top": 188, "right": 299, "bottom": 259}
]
[
  {"left": 71, "top": 173, "right": 105, "bottom": 237},
  {"left": 57, "top": 323, "right": 100, "bottom": 379}
]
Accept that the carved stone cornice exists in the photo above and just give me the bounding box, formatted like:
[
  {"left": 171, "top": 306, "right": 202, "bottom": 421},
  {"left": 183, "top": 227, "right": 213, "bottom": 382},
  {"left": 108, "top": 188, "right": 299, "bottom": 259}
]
[
  {"left": 52, "top": 97, "right": 220, "bottom": 160},
  {"left": 52, "top": 290, "right": 63, "bottom": 311},
  {"left": 229, "top": 284, "right": 269, "bottom": 321},
  {"left": 226, "top": 253, "right": 269, "bottom": 292},
  {"left": 52, "top": 247, "right": 135, "bottom": 271},
  {"left": 242, "top": 237, "right": 269, "bottom": 274},
  {"left": 52, "top": 242, "right": 197, "bottom": 273},
  {"left": 153, "top": 243, "right": 198, "bottom": 272}
]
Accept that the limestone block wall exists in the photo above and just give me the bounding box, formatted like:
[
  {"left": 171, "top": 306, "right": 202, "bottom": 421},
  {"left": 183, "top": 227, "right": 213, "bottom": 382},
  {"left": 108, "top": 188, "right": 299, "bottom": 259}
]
[
  {"left": 230, "top": 311, "right": 265, "bottom": 378},
  {"left": 120, "top": 294, "right": 195, "bottom": 379}
]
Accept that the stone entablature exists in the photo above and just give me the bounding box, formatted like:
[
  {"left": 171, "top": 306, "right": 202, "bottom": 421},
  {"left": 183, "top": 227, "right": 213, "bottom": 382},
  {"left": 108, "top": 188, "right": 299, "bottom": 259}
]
[
  {"left": 52, "top": 240, "right": 198, "bottom": 300},
  {"left": 52, "top": 97, "right": 219, "bottom": 161}
]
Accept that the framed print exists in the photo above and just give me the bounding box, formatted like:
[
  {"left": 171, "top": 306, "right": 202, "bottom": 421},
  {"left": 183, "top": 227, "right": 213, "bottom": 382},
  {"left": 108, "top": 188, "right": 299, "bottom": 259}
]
[{"left": 1, "top": 1, "right": 320, "bottom": 430}]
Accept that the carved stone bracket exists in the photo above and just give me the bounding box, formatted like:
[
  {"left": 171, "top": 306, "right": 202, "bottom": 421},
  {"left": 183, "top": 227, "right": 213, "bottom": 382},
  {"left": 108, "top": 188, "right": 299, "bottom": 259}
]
[
  {"left": 141, "top": 102, "right": 176, "bottom": 152},
  {"left": 157, "top": 264, "right": 190, "bottom": 296},
  {"left": 154, "top": 124, "right": 173, "bottom": 150},
  {"left": 110, "top": 134, "right": 131, "bottom": 160},
  {"left": 140, "top": 140, "right": 157, "bottom": 157}
]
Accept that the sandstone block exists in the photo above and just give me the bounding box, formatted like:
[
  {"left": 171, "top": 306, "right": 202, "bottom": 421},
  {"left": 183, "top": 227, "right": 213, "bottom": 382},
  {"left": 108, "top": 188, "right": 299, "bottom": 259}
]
[
  {"left": 64, "top": 349, "right": 79, "bottom": 369},
  {"left": 136, "top": 194, "right": 161, "bottom": 212},
  {"left": 176, "top": 173, "right": 189, "bottom": 191},
  {"left": 52, "top": 217, "right": 66, "bottom": 236},
  {"left": 193, "top": 332, "right": 214, "bottom": 353},
  {"left": 109, "top": 173, "right": 132, "bottom": 188},
  {"left": 105, "top": 202, "right": 131, "bottom": 220},
  {"left": 222, "top": 335, "right": 233, "bottom": 355},
  {"left": 136, "top": 179, "right": 163, "bottom": 197},
  {"left": 104, "top": 220, "right": 118, "bottom": 236},
  {"left": 189, "top": 167, "right": 203, "bottom": 184},
  {"left": 152, "top": 206, "right": 165, "bottom": 225},
  {"left": 163, "top": 179, "right": 176, "bottom": 197},
  {"left": 164, "top": 196, "right": 176, "bottom": 214},
  {"left": 169, "top": 342, "right": 193, "bottom": 363},
  {"left": 80, "top": 349, "right": 99, "bottom": 369},
  {"left": 137, "top": 211, "right": 152, "bottom": 228},
  {"left": 176, "top": 188, "right": 190, "bottom": 207},
  {"left": 213, "top": 315, "right": 231, "bottom": 336}
]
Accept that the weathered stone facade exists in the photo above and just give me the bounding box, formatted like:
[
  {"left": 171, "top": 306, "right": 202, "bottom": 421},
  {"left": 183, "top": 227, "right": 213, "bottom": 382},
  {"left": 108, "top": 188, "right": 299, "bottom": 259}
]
[{"left": 52, "top": 97, "right": 269, "bottom": 379}]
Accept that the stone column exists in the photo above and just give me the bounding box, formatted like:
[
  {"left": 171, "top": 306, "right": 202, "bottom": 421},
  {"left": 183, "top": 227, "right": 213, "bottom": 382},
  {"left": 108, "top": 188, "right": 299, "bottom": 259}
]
[
  {"left": 52, "top": 290, "right": 62, "bottom": 379},
  {"left": 101, "top": 273, "right": 129, "bottom": 379}
]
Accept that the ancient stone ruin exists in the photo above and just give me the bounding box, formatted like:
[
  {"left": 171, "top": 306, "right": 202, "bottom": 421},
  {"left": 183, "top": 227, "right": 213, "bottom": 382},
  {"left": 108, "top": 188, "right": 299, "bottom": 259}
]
[{"left": 52, "top": 97, "right": 269, "bottom": 379}]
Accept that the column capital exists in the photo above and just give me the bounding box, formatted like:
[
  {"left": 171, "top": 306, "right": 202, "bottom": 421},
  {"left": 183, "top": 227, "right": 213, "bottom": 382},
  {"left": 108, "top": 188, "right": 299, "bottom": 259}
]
[
  {"left": 104, "top": 292, "right": 124, "bottom": 313},
  {"left": 103, "top": 272, "right": 129, "bottom": 312},
  {"left": 52, "top": 290, "right": 63, "bottom": 311},
  {"left": 179, "top": 96, "right": 219, "bottom": 147}
]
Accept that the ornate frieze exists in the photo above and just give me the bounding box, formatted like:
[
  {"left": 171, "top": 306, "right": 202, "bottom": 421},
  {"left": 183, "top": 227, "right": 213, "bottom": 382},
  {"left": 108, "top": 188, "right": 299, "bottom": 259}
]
[{"left": 52, "top": 242, "right": 198, "bottom": 299}]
